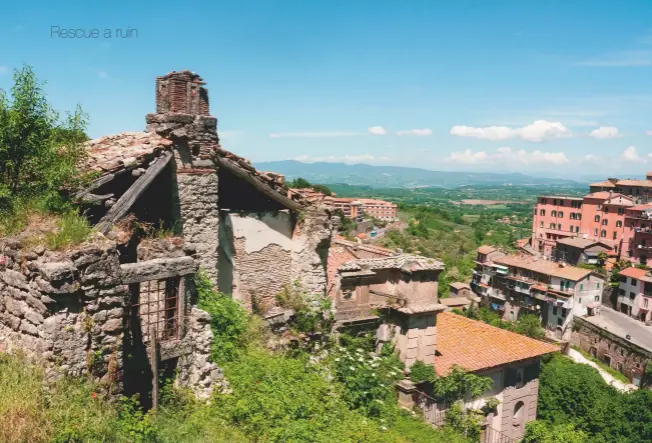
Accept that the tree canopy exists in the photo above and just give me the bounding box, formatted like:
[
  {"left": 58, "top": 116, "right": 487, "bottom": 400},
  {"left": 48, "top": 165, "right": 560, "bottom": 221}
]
[{"left": 0, "top": 65, "right": 88, "bottom": 212}]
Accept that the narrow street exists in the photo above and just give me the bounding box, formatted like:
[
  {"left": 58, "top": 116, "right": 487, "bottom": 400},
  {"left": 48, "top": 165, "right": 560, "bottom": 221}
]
[{"left": 587, "top": 306, "right": 652, "bottom": 352}]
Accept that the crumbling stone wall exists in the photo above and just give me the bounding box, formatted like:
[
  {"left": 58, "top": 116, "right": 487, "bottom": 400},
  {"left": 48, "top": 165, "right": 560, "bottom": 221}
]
[
  {"left": 0, "top": 235, "right": 127, "bottom": 391},
  {"left": 146, "top": 112, "right": 220, "bottom": 284},
  {"left": 290, "top": 206, "right": 335, "bottom": 303},
  {"left": 0, "top": 234, "right": 223, "bottom": 399},
  {"left": 218, "top": 207, "right": 334, "bottom": 313},
  {"left": 571, "top": 316, "right": 650, "bottom": 384}
]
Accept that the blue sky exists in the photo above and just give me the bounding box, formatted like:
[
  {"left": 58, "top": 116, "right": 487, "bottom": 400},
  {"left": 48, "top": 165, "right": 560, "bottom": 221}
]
[{"left": 2, "top": 0, "right": 652, "bottom": 178}]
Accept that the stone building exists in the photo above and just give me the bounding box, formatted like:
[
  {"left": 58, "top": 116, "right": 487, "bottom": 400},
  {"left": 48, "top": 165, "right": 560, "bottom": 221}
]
[
  {"left": 0, "top": 70, "right": 334, "bottom": 401},
  {"left": 472, "top": 248, "right": 605, "bottom": 340},
  {"left": 571, "top": 315, "right": 652, "bottom": 387}
]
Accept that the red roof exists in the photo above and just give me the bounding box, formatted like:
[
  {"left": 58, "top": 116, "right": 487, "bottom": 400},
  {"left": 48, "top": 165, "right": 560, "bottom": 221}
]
[
  {"left": 327, "top": 245, "right": 358, "bottom": 296},
  {"left": 434, "top": 312, "right": 559, "bottom": 375},
  {"left": 618, "top": 267, "right": 649, "bottom": 279}
]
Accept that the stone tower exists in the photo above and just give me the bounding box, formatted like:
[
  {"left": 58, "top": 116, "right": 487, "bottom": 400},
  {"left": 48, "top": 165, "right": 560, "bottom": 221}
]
[{"left": 146, "top": 71, "right": 220, "bottom": 283}]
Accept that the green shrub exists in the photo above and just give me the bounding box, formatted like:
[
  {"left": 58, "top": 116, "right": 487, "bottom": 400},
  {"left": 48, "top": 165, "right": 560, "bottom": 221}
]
[
  {"left": 195, "top": 271, "right": 250, "bottom": 365},
  {"left": 409, "top": 360, "right": 436, "bottom": 383}
]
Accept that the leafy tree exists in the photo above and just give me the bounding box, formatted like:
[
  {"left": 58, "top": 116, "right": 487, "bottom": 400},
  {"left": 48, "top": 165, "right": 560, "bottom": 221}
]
[
  {"left": 0, "top": 65, "right": 88, "bottom": 211},
  {"left": 288, "top": 177, "right": 311, "bottom": 188},
  {"left": 514, "top": 314, "right": 545, "bottom": 339},
  {"left": 523, "top": 421, "right": 589, "bottom": 443},
  {"left": 311, "top": 183, "right": 332, "bottom": 196},
  {"left": 536, "top": 355, "right": 624, "bottom": 442}
]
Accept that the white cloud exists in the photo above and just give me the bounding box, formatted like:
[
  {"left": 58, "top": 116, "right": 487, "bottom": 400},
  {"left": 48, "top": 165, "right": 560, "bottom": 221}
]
[
  {"left": 646, "top": 130, "right": 652, "bottom": 136},
  {"left": 446, "top": 149, "right": 489, "bottom": 164},
  {"left": 589, "top": 126, "right": 621, "bottom": 139},
  {"left": 445, "top": 147, "right": 569, "bottom": 165},
  {"left": 292, "top": 154, "right": 392, "bottom": 164},
  {"left": 269, "top": 131, "right": 360, "bottom": 138},
  {"left": 622, "top": 146, "right": 645, "bottom": 163},
  {"left": 98, "top": 71, "right": 109, "bottom": 79},
  {"left": 0, "top": 66, "right": 8, "bottom": 75},
  {"left": 396, "top": 128, "right": 433, "bottom": 136},
  {"left": 583, "top": 154, "right": 602, "bottom": 163},
  {"left": 368, "top": 126, "right": 387, "bottom": 135},
  {"left": 449, "top": 120, "right": 571, "bottom": 142}
]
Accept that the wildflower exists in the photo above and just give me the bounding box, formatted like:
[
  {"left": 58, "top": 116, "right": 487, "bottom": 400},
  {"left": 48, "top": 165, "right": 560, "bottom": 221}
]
[
  {"left": 91, "top": 392, "right": 97, "bottom": 399},
  {"left": 381, "top": 426, "right": 388, "bottom": 431},
  {"left": 357, "top": 357, "right": 364, "bottom": 362},
  {"left": 334, "top": 358, "right": 340, "bottom": 362},
  {"left": 371, "top": 373, "right": 376, "bottom": 377},
  {"left": 349, "top": 366, "right": 355, "bottom": 371},
  {"left": 356, "top": 348, "right": 364, "bottom": 353}
]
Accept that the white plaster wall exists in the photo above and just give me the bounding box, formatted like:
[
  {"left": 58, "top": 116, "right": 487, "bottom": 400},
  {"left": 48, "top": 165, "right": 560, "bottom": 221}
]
[
  {"left": 464, "top": 368, "right": 505, "bottom": 433},
  {"left": 618, "top": 276, "right": 641, "bottom": 315},
  {"left": 228, "top": 211, "right": 294, "bottom": 254}
]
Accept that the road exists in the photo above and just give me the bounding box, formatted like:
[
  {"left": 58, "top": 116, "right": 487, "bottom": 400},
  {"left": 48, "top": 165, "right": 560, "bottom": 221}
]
[{"left": 584, "top": 306, "right": 652, "bottom": 352}]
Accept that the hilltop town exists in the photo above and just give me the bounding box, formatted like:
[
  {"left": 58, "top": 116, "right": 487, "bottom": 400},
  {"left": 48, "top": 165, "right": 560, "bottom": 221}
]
[{"left": 3, "top": 65, "right": 652, "bottom": 442}]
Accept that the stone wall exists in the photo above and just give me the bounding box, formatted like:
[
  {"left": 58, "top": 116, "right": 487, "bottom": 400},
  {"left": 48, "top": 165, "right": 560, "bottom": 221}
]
[
  {"left": 146, "top": 112, "right": 220, "bottom": 284},
  {"left": 0, "top": 235, "right": 127, "bottom": 392},
  {"left": 571, "top": 316, "right": 651, "bottom": 384},
  {"left": 219, "top": 207, "right": 334, "bottom": 313},
  {"left": 0, "top": 234, "right": 222, "bottom": 399}
]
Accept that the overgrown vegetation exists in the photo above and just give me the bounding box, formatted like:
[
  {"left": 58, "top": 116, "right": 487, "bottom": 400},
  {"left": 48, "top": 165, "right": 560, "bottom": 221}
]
[
  {"left": 0, "top": 65, "right": 91, "bottom": 246},
  {"left": 524, "top": 353, "right": 652, "bottom": 442},
  {"left": 380, "top": 204, "right": 525, "bottom": 297},
  {"left": 571, "top": 345, "right": 630, "bottom": 384}
]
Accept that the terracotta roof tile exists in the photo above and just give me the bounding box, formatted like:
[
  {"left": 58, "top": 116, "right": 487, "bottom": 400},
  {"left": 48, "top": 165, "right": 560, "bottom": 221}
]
[
  {"left": 434, "top": 312, "right": 558, "bottom": 375},
  {"left": 590, "top": 180, "right": 616, "bottom": 188},
  {"left": 619, "top": 267, "right": 649, "bottom": 279},
  {"left": 477, "top": 245, "right": 498, "bottom": 255},
  {"left": 83, "top": 132, "right": 173, "bottom": 174},
  {"left": 327, "top": 245, "right": 358, "bottom": 296},
  {"left": 493, "top": 254, "right": 593, "bottom": 281}
]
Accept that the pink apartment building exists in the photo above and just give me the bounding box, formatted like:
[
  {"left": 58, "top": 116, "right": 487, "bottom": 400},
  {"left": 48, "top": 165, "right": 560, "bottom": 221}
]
[{"left": 532, "top": 176, "right": 652, "bottom": 264}]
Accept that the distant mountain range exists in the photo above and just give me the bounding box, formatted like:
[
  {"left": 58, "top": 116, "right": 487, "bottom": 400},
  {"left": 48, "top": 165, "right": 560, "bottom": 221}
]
[{"left": 255, "top": 160, "right": 584, "bottom": 189}]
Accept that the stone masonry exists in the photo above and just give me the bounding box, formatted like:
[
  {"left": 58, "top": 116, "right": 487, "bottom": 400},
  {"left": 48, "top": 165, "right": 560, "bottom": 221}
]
[
  {"left": 146, "top": 70, "right": 221, "bottom": 285},
  {"left": 0, "top": 233, "right": 222, "bottom": 399}
]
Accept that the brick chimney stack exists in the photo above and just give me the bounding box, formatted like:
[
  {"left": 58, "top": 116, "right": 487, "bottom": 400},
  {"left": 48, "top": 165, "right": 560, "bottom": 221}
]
[
  {"left": 155, "top": 70, "right": 210, "bottom": 116},
  {"left": 646, "top": 172, "right": 652, "bottom": 181}
]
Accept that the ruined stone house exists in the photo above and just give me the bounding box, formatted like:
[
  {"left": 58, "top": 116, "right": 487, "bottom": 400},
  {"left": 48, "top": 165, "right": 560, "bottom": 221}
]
[{"left": 0, "top": 70, "right": 334, "bottom": 401}]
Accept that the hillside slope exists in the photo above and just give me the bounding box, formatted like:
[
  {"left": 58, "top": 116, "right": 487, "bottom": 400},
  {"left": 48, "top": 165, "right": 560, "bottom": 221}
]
[{"left": 255, "top": 160, "right": 582, "bottom": 189}]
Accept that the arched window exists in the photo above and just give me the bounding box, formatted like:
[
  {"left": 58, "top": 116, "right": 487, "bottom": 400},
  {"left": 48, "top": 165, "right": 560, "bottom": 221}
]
[
  {"left": 558, "top": 211, "right": 564, "bottom": 218},
  {"left": 570, "top": 213, "right": 575, "bottom": 220},
  {"left": 513, "top": 401, "right": 525, "bottom": 421},
  {"left": 540, "top": 209, "right": 546, "bottom": 216},
  {"left": 552, "top": 210, "right": 557, "bottom": 217},
  {"left": 601, "top": 230, "right": 607, "bottom": 238},
  {"left": 602, "top": 219, "right": 608, "bottom": 226},
  {"left": 616, "top": 220, "right": 622, "bottom": 227},
  {"left": 577, "top": 213, "right": 582, "bottom": 220},
  {"left": 595, "top": 215, "right": 600, "bottom": 222}
]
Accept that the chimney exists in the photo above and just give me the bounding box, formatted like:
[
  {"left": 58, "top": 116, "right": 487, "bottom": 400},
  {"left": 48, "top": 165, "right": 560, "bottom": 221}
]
[
  {"left": 607, "top": 177, "right": 618, "bottom": 184},
  {"left": 646, "top": 172, "right": 652, "bottom": 181},
  {"left": 155, "top": 70, "right": 209, "bottom": 116},
  {"left": 609, "top": 190, "right": 612, "bottom": 203}
]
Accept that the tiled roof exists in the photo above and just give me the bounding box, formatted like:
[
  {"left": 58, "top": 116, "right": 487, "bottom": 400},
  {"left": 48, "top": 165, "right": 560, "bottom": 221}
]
[
  {"left": 619, "top": 267, "right": 649, "bottom": 279},
  {"left": 439, "top": 297, "right": 471, "bottom": 307},
  {"left": 627, "top": 204, "right": 652, "bottom": 211},
  {"left": 82, "top": 131, "right": 308, "bottom": 207},
  {"left": 339, "top": 255, "right": 444, "bottom": 273},
  {"left": 477, "top": 245, "right": 498, "bottom": 255},
  {"left": 616, "top": 179, "right": 652, "bottom": 187},
  {"left": 450, "top": 282, "right": 471, "bottom": 290},
  {"left": 83, "top": 132, "right": 174, "bottom": 174},
  {"left": 434, "top": 312, "right": 558, "bottom": 375},
  {"left": 327, "top": 244, "right": 358, "bottom": 295},
  {"left": 493, "top": 254, "right": 593, "bottom": 281},
  {"left": 556, "top": 237, "right": 607, "bottom": 249},
  {"left": 332, "top": 236, "right": 395, "bottom": 257},
  {"left": 590, "top": 180, "right": 616, "bottom": 188},
  {"left": 584, "top": 192, "right": 633, "bottom": 205}
]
